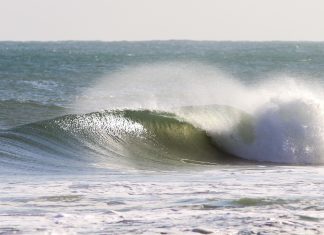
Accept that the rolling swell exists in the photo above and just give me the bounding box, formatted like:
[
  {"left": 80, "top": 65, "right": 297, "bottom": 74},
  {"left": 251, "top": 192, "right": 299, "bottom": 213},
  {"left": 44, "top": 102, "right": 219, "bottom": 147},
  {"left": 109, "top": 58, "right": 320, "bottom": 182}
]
[
  {"left": 0, "top": 109, "right": 239, "bottom": 174},
  {"left": 0, "top": 99, "right": 65, "bottom": 129}
]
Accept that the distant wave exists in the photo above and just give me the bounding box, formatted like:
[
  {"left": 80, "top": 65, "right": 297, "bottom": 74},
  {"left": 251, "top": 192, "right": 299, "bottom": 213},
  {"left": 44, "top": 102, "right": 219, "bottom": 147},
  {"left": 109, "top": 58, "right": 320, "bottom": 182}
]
[{"left": 0, "top": 99, "right": 65, "bottom": 129}]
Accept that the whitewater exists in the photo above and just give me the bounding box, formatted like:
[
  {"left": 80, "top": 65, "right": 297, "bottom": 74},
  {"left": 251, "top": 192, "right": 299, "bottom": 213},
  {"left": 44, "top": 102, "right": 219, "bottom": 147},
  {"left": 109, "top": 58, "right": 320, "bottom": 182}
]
[{"left": 0, "top": 41, "right": 323, "bottom": 234}]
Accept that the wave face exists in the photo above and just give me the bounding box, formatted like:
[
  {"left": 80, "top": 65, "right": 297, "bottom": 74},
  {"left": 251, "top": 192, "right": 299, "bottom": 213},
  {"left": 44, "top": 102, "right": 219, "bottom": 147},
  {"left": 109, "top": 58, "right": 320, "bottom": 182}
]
[{"left": 0, "top": 109, "right": 241, "bottom": 173}]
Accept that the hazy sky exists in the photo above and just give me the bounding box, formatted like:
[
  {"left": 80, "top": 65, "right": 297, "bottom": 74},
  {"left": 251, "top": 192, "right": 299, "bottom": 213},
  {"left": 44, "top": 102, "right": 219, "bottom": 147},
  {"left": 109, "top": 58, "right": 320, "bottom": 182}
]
[{"left": 1, "top": 0, "right": 324, "bottom": 41}]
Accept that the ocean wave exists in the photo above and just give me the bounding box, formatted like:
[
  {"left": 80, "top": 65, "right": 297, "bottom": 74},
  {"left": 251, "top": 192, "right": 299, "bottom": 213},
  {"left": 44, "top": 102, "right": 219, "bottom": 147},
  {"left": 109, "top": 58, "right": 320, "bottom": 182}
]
[
  {"left": 71, "top": 63, "right": 324, "bottom": 165},
  {"left": 178, "top": 102, "right": 324, "bottom": 164},
  {"left": 1, "top": 101, "right": 323, "bottom": 174},
  {"left": 0, "top": 99, "right": 66, "bottom": 129},
  {"left": 2, "top": 64, "right": 324, "bottom": 173},
  {"left": 0, "top": 108, "right": 239, "bottom": 173}
]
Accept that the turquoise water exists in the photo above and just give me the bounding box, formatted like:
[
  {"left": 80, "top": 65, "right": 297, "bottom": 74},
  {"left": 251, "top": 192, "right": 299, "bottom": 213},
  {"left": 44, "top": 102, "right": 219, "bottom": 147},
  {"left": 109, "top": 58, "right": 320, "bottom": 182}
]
[{"left": 0, "top": 41, "right": 324, "bottom": 234}]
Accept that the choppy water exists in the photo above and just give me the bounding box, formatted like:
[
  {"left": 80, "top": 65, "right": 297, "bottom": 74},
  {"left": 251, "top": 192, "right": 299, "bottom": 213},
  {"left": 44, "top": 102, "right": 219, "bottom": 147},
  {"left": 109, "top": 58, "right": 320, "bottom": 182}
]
[{"left": 0, "top": 41, "right": 324, "bottom": 234}]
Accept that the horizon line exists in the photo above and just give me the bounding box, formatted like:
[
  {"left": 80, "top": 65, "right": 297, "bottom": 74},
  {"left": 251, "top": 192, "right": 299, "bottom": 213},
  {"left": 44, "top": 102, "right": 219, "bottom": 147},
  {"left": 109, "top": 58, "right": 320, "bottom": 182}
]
[{"left": 1, "top": 39, "right": 324, "bottom": 43}]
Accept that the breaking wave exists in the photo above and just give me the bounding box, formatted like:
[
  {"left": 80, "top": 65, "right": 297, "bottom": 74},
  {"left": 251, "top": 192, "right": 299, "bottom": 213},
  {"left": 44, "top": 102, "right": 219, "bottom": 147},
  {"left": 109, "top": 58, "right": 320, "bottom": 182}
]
[{"left": 1, "top": 64, "right": 324, "bottom": 173}]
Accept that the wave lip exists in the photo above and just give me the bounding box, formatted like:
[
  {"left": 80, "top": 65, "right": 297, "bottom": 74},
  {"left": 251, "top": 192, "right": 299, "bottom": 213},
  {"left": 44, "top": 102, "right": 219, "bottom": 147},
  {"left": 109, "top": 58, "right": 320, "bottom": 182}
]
[{"left": 196, "top": 100, "right": 324, "bottom": 165}]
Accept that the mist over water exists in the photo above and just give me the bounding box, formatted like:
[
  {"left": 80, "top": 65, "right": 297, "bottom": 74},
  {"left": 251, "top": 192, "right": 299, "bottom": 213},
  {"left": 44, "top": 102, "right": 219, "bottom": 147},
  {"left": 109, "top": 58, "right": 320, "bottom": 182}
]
[{"left": 74, "top": 63, "right": 247, "bottom": 112}]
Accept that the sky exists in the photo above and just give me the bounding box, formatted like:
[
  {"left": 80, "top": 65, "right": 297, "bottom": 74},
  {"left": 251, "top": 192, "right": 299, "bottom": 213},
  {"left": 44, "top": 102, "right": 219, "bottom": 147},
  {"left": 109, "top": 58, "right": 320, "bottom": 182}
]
[{"left": 0, "top": 0, "right": 324, "bottom": 41}]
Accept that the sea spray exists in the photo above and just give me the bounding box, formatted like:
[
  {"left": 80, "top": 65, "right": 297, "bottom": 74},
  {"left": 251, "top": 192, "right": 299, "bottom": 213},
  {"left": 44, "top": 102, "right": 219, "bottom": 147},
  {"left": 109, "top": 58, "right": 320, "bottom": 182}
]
[{"left": 73, "top": 63, "right": 324, "bottom": 164}]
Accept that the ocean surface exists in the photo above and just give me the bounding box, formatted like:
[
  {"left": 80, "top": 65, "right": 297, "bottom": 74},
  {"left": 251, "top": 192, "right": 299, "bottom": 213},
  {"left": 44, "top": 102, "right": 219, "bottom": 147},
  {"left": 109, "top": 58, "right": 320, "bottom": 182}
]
[{"left": 0, "top": 41, "right": 324, "bottom": 234}]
